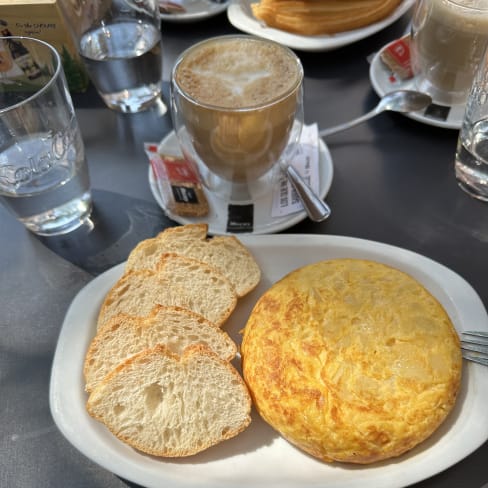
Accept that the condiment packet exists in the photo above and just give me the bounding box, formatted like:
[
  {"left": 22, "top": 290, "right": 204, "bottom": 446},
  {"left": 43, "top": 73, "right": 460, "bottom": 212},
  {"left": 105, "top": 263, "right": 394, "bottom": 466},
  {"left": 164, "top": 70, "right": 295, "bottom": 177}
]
[
  {"left": 144, "top": 143, "right": 209, "bottom": 217},
  {"left": 271, "top": 123, "right": 321, "bottom": 218},
  {"left": 379, "top": 35, "right": 413, "bottom": 81}
]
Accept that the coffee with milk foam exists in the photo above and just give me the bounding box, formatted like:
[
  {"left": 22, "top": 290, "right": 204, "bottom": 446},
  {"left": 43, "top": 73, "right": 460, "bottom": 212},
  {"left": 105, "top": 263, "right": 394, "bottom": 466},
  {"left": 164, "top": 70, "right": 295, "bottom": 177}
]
[
  {"left": 173, "top": 37, "right": 303, "bottom": 184},
  {"left": 175, "top": 37, "right": 300, "bottom": 108}
]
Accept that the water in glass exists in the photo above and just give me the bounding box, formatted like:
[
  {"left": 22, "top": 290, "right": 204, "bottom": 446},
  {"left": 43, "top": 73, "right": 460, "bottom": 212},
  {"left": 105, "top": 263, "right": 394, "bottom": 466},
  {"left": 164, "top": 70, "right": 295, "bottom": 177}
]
[{"left": 79, "top": 21, "right": 162, "bottom": 113}]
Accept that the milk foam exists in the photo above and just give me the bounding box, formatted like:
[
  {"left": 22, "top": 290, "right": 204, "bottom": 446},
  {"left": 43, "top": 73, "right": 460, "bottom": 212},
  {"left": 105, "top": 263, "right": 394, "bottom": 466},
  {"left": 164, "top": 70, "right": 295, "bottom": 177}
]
[
  {"left": 431, "top": 0, "right": 488, "bottom": 31},
  {"left": 175, "top": 38, "right": 300, "bottom": 108}
]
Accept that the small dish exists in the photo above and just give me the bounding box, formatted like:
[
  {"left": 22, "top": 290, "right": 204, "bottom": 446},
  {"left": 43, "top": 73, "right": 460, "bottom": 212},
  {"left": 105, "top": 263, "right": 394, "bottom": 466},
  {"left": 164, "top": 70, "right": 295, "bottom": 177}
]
[
  {"left": 160, "top": 0, "right": 230, "bottom": 23},
  {"left": 227, "top": 0, "right": 415, "bottom": 52},
  {"left": 369, "top": 40, "right": 465, "bottom": 129},
  {"left": 148, "top": 130, "right": 334, "bottom": 235}
]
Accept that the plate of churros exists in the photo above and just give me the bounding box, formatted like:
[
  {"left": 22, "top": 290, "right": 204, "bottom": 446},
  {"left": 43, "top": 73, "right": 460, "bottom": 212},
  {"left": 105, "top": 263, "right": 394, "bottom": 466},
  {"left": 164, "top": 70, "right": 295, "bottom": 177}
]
[{"left": 227, "top": 0, "right": 415, "bottom": 52}]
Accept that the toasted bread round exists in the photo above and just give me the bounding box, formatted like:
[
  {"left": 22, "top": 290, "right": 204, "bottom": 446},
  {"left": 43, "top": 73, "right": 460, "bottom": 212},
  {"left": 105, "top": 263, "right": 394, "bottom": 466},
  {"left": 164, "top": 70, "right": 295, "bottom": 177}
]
[
  {"left": 241, "top": 258, "right": 462, "bottom": 464},
  {"left": 86, "top": 344, "right": 252, "bottom": 457},
  {"left": 125, "top": 224, "right": 261, "bottom": 297},
  {"left": 97, "top": 253, "right": 237, "bottom": 329},
  {"left": 84, "top": 305, "right": 237, "bottom": 393}
]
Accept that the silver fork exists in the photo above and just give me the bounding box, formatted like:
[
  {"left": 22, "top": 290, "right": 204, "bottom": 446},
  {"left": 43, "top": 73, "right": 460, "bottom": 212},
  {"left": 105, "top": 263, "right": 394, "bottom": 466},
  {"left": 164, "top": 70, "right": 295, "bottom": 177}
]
[{"left": 461, "top": 331, "right": 488, "bottom": 366}]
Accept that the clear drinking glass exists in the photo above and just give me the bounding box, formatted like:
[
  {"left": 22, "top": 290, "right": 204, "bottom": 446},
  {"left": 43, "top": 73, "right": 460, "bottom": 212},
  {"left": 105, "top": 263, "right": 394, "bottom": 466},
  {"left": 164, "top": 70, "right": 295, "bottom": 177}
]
[
  {"left": 410, "top": 0, "right": 488, "bottom": 106},
  {"left": 455, "top": 45, "right": 488, "bottom": 200},
  {"left": 58, "top": 0, "right": 163, "bottom": 113},
  {"left": 0, "top": 37, "right": 92, "bottom": 236},
  {"left": 170, "top": 35, "right": 304, "bottom": 203}
]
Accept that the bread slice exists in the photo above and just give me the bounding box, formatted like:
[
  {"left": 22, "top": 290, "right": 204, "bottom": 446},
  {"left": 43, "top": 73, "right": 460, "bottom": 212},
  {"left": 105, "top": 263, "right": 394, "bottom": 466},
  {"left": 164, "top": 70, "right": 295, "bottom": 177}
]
[
  {"left": 86, "top": 344, "right": 252, "bottom": 457},
  {"left": 84, "top": 305, "right": 237, "bottom": 393},
  {"left": 125, "top": 224, "right": 261, "bottom": 297},
  {"left": 97, "top": 253, "right": 237, "bottom": 329}
]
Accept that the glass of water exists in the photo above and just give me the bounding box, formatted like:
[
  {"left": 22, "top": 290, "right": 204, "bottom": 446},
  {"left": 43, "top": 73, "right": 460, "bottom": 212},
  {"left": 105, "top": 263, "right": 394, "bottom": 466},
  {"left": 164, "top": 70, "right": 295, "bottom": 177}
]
[
  {"left": 59, "top": 0, "right": 163, "bottom": 113},
  {"left": 455, "top": 45, "right": 488, "bottom": 201},
  {"left": 0, "top": 37, "right": 92, "bottom": 235}
]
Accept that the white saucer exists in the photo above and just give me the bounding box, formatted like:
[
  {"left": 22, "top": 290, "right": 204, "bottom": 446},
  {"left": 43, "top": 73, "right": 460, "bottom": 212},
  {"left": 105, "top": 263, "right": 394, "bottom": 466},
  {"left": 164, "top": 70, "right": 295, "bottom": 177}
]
[
  {"left": 369, "top": 40, "right": 465, "bottom": 129},
  {"left": 160, "top": 0, "right": 230, "bottom": 22},
  {"left": 148, "top": 130, "right": 334, "bottom": 235},
  {"left": 227, "top": 0, "right": 414, "bottom": 52}
]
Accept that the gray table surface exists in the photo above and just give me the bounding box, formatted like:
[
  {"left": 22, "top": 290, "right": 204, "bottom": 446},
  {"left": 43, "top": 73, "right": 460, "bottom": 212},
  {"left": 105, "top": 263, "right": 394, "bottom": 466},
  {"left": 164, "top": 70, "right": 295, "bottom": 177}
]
[{"left": 2, "top": 8, "right": 488, "bottom": 488}]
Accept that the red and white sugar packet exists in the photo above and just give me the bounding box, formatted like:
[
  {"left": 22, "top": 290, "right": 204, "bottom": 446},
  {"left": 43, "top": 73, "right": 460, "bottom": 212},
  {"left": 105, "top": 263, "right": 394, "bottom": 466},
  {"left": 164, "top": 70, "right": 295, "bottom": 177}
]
[{"left": 144, "top": 143, "right": 209, "bottom": 217}]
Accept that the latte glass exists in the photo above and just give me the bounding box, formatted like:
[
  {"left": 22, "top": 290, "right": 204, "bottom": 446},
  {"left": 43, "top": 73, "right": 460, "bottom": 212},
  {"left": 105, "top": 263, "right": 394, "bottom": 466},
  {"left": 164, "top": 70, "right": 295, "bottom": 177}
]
[
  {"left": 170, "top": 35, "right": 304, "bottom": 203},
  {"left": 411, "top": 0, "right": 488, "bottom": 106}
]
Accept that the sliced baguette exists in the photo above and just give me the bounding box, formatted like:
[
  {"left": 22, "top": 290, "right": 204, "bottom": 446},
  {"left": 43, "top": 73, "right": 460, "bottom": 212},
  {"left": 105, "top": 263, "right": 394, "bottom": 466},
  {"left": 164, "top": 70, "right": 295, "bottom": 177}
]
[
  {"left": 97, "top": 253, "right": 237, "bottom": 329},
  {"left": 125, "top": 224, "right": 261, "bottom": 297},
  {"left": 86, "top": 344, "right": 252, "bottom": 457},
  {"left": 84, "top": 305, "right": 237, "bottom": 393}
]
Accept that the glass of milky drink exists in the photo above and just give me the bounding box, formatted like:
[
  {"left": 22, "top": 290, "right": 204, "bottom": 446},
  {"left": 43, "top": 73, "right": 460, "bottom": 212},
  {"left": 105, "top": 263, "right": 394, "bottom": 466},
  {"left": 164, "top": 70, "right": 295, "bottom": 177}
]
[
  {"left": 58, "top": 0, "right": 163, "bottom": 114},
  {"left": 170, "top": 35, "right": 304, "bottom": 203},
  {"left": 410, "top": 0, "right": 488, "bottom": 106}
]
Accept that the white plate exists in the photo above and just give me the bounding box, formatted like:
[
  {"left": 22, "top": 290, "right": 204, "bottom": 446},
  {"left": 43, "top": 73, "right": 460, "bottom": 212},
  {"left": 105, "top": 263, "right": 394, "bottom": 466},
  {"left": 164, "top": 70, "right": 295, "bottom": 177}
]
[
  {"left": 369, "top": 40, "right": 465, "bottom": 129},
  {"left": 148, "top": 130, "right": 334, "bottom": 235},
  {"left": 50, "top": 234, "right": 488, "bottom": 488},
  {"left": 160, "top": 0, "right": 230, "bottom": 22},
  {"left": 227, "top": 0, "right": 415, "bottom": 52}
]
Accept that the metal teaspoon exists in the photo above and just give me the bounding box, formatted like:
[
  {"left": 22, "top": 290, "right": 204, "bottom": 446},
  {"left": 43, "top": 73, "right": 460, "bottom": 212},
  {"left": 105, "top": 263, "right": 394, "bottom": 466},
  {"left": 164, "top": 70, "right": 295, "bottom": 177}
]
[
  {"left": 285, "top": 165, "right": 331, "bottom": 222},
  {"left": 319, "top": 90, "right": 432, "bottom": 138}
]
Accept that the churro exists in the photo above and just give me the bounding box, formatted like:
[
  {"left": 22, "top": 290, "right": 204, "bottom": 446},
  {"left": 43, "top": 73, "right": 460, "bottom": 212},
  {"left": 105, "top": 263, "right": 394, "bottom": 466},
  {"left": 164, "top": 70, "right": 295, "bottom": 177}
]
[{"left": 251, "top": 0, "right": 402, "bottom": 35}]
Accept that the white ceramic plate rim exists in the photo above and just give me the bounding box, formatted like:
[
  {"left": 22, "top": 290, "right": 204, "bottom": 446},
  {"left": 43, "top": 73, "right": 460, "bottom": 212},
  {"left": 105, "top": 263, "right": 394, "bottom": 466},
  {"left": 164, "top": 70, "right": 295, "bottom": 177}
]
[
  {"left": 227, "top": 0, "right": 415, "bottom": 52},
  {"left": 368, "top": 40, "right": 464, "bottom": 130},
  {"left": 160, "top": 0, "right": 230, "bottom": 22},
  {"left": 148, "top": 130, "right": 334, "bottom": 235},
  {"left": 49, "top": 234, "right": 488, "bottom": 488}
]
